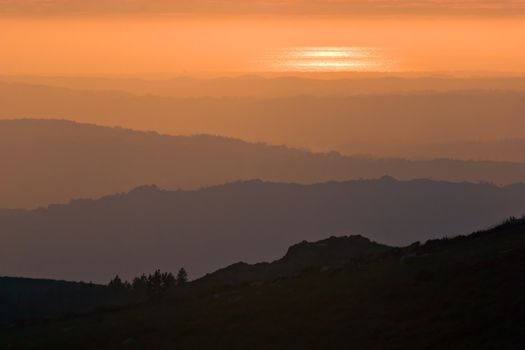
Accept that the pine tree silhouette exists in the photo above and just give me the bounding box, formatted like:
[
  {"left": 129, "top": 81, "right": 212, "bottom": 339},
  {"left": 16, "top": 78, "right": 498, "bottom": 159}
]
[{"left": 176, "top": 268, "right": 188, "bottom": 286}]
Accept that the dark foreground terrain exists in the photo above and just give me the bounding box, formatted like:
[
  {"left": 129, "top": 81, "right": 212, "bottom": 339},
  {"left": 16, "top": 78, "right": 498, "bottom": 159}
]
[
  {"left": 0, "top": 278, "right": 127, "bottom": 329},
  {"left": 2, "top": 218, "right": 525, "bottom": 349}
]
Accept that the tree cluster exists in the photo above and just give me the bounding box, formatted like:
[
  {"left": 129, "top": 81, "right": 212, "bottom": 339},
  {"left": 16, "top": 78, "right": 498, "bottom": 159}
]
[{"left": 108, "top": 268, "right": 188, "bottom": 301}]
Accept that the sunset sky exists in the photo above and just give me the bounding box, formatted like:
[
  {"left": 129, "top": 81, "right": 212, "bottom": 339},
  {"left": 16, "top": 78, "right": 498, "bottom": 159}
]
[{"left": 1, "top": 0, "right": 525, "bottom": 76}]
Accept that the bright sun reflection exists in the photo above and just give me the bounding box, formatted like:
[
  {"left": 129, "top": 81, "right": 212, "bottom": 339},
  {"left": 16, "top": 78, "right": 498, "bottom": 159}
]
[{"left": 268, "top": 46, "right": 392, "bottom": 72}]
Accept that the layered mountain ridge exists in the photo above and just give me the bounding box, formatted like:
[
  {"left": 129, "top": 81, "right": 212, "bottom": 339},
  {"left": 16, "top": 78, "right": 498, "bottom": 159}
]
[{"left": 2, "top": 119, "right": 525, "bottom": 209}]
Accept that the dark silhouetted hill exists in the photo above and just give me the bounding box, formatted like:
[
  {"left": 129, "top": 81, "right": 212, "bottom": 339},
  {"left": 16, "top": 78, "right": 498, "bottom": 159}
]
[
  {"left": 195, "top": 235, "right": 390, "bottom": 287},
  {"left": 2, "top": 218, "right": 525, "bottom": 349},
  {"left": 2, "top": 119, "right": 525, "bottom": 208},
  {"left": 2, "top": 178, "right": 525, "bottom": 283}
]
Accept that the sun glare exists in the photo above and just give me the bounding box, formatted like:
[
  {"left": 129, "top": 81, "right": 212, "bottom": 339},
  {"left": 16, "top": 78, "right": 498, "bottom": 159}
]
[{"left": 268, "top": 46, "right": 392, "bottom": 72}]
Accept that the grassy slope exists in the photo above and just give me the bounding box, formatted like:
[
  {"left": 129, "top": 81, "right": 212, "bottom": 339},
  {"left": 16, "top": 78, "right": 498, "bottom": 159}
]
[{"left": 2, "top": 220, "right": 525, "bottom": 350}]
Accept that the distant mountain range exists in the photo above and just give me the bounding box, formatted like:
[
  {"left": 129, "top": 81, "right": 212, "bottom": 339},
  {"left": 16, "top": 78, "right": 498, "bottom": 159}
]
[
  {"left": 5, "top": 75, "right": 525, "bottom": 97},
  {"left": 387, "top": 138, "right": 525, "bottom": 163},
  {"left": 1, "top": 177, "right": 524, "bottom": 282},
  {"left": 2, "top": 81, "right": 525, "bottom": 161},
  {"left": 2, "top": 119, "right": 525, "bottom": 208}
]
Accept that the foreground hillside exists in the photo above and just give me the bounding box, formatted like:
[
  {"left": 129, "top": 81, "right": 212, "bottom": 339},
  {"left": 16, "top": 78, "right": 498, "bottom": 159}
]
[
  {"left": 2, "top": 119, "right": 525, "bottom": 209},
  {"left": 2, "top": 218, "right": 525, "bottom": 349},
  {"left": 0, "top": 235, "right": 387, "bottom": 327},
  {"left": 2, "top": 177, "right": 525, "bottom": 282}
]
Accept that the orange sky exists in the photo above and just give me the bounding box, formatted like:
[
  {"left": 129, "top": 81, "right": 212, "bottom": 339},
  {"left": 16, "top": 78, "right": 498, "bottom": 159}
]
[
  {"left": 1, "top": 1, "right": 525, "bottom": 76},
  {"left": 3, "top": 1, "right": 525, "bottom": 17}
]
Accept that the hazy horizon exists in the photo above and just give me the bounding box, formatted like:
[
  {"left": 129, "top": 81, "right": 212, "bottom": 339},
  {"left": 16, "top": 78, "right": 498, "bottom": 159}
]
[
  {"left": 2, "top": 3, "right": 525, "bottom": 347},
  {"left": 2, "top": 79, "right": 525, "bottom": 162}
]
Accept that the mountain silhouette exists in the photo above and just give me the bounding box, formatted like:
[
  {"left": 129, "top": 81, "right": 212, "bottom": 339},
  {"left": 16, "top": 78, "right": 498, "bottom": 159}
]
[
  {"left": 2, "top": 119, "right": 525, "bottom": 208},
  {"left": 0, "top": 235, "right": 389, "bottom": 326},
  {"left": 2, "top": 217, "right": 525, "bottom": 349},
  {"left": 2, "top": 81, "right": 525, "bottom": 161},
  {"left": 194, "top": 235, "right": 390, "bottom": 288},
  {"left": 2, "top": 178, "right": 525, "bottom": 283}
]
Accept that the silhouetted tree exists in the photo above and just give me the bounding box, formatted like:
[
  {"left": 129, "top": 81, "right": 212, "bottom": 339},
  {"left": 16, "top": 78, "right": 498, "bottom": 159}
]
[
  {"left": 504, "top": 216, "right": 518, "bottom": 225},
  {"left": 108, "top": 275, "right": 131, "bottom": 291},
  {"left": 123, "top": 281, "right": 132, "bottom": 290},
  {"left": 176, "top": 268, "right": 188, "bottom": 286},
  {"left": 132, "top": 274, "right": 148, "bottom": 295},
  {"left": 145, "top": 270, "right": 176, "bottom": 301},
  {"left": 108, "top": 275, "right": 125, "bottom": 290},
  {"left": 147, "top": 270, "right": 163, "bottom": 299},
  {"left": 161, "top": 271, "right": 176, "bottom": 290},
  {"left": 108, "top": 275, "right": 132, "bottom": 295}
]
